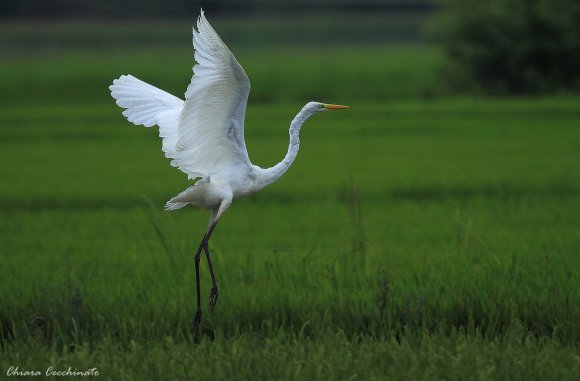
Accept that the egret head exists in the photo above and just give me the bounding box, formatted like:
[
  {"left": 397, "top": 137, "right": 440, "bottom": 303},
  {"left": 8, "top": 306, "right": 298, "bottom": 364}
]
[
  {"left": 293, "top": 102, "right": 349, "bottom": 130},
  {"left": 304, "top": 101, "right": 349, "bottom": 115}
]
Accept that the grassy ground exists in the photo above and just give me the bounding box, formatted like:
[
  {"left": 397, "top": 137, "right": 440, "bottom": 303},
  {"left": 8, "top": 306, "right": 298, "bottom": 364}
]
[{"left": 1, "top": 18, "right": 580, "bottom": 380}]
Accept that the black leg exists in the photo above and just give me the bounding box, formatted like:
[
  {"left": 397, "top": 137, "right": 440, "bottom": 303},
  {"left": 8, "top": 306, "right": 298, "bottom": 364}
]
[
  {"left": 191, "top": 221, "right": 219, "bottom": 335},
  {"left": 204, "top": 222, "right": 219, "bottom": 310},
  {"left": 192, "top": 238, "right": 204, "bottom": 335}
]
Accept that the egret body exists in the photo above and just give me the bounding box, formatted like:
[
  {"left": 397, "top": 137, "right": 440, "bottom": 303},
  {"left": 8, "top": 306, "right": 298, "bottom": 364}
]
[{"left": 109, "top": 10, "right": 348, "bottom": 334}]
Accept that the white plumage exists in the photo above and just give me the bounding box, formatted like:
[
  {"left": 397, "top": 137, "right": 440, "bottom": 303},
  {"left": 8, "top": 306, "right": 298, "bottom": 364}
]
[
  {"left": 111, "top": 11, "right": 251, "bottom": 182},
  {"left": 109, "top": 9, "right": 348, "bottom": 334}
]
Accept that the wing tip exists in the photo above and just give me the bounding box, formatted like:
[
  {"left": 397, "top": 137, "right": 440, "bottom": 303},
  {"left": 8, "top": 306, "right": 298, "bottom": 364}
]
[
  {"left": 196, "top": 8, "right": 205, "bottom": 30},
  {"left": 109, "top": 74, "right": 134, "bottom": 91}
]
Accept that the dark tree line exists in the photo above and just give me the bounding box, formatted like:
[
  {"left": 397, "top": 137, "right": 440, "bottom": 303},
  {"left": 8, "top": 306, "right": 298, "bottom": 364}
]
[
  {"left": 433, "top": 0, "right": 580, "bottom": 94},
  {"left": 0, "top": 0, "right": 432, "bottom": 18}
]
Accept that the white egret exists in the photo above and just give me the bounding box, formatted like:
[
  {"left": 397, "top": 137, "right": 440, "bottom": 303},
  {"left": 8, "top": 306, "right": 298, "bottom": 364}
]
[{"left": 109, "top": 10, "right": 348, "bottom": 334}]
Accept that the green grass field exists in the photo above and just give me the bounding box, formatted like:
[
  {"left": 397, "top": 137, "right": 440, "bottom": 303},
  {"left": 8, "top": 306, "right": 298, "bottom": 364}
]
[{"left": 1, "top": 17, "right": 580, "bottom": 380}]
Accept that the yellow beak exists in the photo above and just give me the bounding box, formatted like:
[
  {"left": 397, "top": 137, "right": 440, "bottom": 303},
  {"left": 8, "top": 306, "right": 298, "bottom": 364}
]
[{"left": 322, "top": 103, "right": 349, "bottom": 110}]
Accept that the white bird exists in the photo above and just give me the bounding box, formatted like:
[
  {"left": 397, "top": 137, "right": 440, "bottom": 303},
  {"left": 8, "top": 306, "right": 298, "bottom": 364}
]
[{"left": 109, "top": 9, "right": 348, "bottom": 334}]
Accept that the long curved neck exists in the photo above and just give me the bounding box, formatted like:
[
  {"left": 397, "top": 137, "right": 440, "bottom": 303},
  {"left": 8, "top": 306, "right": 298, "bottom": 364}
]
[{"left": 256, "top": 105, "right": 315, "bottom": 190}]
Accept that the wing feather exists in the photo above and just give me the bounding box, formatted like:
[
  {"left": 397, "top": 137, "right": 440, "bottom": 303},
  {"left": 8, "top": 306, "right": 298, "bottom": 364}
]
[
  {"left": 109, "top": 75, "right": 184, "bottom": 161},
  {"left": 167, "top": 10, "right": 252, "bottom": 179},
  {"left": 110, "top": 11, "right": 252, "bottom": 181},
  {"left": 109, "top": 75, "right": 184, "bottom": 128}
]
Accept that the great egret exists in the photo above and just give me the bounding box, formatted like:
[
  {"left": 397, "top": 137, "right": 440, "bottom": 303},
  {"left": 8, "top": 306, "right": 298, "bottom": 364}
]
[{"left": 109, "top": 10, "right": 348, "bottom": 334}]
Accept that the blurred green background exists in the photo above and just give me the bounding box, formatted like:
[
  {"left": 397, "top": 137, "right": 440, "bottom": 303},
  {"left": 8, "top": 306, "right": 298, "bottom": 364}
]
[{"left": 1, "top": 1, "right": 579, "bottom": 380}]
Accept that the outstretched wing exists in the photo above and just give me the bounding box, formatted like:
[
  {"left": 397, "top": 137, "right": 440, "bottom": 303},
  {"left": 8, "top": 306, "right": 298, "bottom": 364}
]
[
  {"left": 168, "top": 10, "right": 253, "bottom": 179},
  {"left": 109, "top": 74, "right": 183, "bottom": 128},
  {"left": 109, "top": 75, "right": 185, "bottom": 160}
]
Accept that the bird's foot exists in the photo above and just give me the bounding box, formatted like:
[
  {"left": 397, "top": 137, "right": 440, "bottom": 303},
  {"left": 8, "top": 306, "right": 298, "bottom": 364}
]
[
  {"left": 209, "top": 286, "right": 218, "bottom": 310},
  {"left": 192, "top": 309, "right": 202, "bottom": 336}
]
